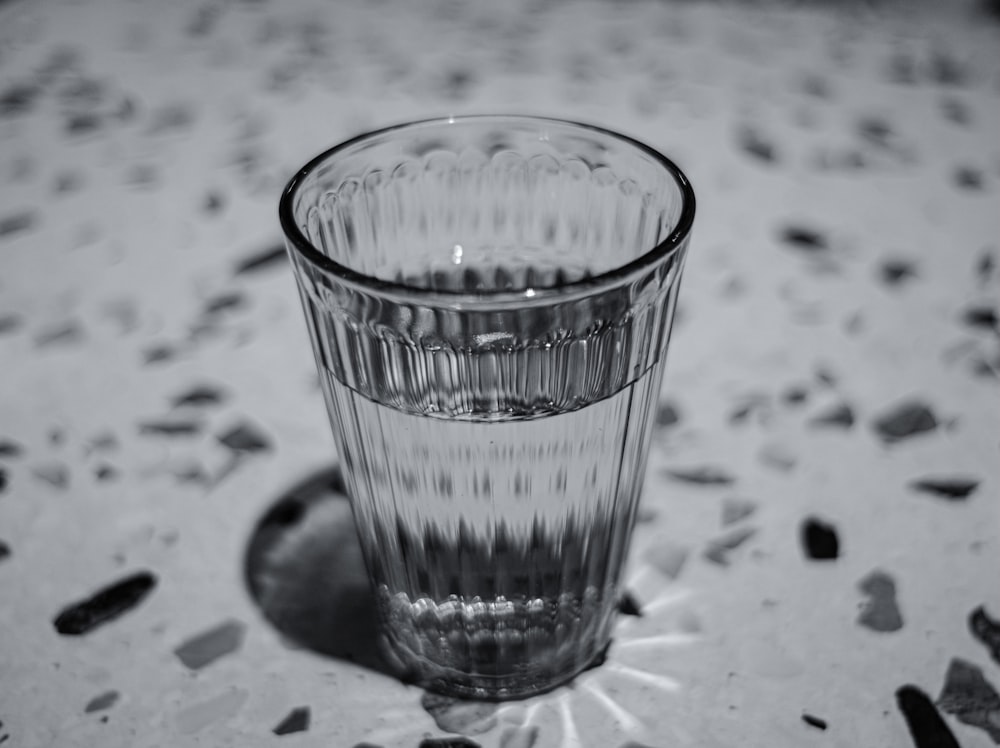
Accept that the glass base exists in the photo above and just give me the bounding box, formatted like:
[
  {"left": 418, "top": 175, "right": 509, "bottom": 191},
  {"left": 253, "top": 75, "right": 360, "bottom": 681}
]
[{"left": 378, "top": 624, "right": 614, "bottom": 701}]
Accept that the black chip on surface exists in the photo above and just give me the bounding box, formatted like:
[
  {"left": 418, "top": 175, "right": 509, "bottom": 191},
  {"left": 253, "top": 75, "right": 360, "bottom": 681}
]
[
  {"left": 936, "top": 658, "right": 1000, "bottom": 743},
  {"left": 664, "top": 466, "right": 736, "bottom": 485},
  {"left": 801, "top": 517, "right": 839, "bottom": 560},
  {"left": 273, "top": 707, "right": 310, "bottom": 736},
  {"left": 53, "top": 571, "right": 157, "bottom": 635},
  {"left": 217, "top": 422, "right": 272, "bottom": 453},
  {"left": 896, "top": 685, "right": 960, "bottom": 748},
  {"left": 968, "top": 606, "right": 1000, "bottom": 666},
  {"left": 909, "top": 477, "right": 979, "bottom": 500},
  {"left": 235, "top": 244, "right": 286, "bottom": 275},
  {"left": 872, "top": 401, "right": 939, "bottom": 442}
]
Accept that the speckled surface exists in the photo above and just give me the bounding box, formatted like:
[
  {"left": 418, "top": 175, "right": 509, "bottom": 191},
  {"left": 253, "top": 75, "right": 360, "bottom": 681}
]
[{"left": 1, "top": 0, "right": 999, "bottom": 746}]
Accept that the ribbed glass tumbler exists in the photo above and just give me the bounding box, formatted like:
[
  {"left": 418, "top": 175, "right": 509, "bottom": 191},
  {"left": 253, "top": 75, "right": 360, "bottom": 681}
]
[{"left": 279, "top": 115, "right": 695, "bottom": 700}]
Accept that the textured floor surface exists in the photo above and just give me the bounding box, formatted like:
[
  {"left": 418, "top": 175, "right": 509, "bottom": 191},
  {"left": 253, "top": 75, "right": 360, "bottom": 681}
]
[{"left": 1, "top": 0, "right": 999, "bottom": 746}]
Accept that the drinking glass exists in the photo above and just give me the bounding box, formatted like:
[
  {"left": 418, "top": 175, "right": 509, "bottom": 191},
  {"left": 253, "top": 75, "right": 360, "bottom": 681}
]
[{"left": 279, "top": 115, "right": 695, "bottom": 700}]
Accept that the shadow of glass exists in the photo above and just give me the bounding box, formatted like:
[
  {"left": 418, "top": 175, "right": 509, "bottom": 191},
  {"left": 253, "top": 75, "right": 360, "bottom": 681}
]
[{"left": 243, "top": 465, "right": 391, "bottom": 677}]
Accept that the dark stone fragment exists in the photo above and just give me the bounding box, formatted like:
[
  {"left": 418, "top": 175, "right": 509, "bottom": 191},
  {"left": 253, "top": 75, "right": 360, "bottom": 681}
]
[
  {"left": 896, "top": 685, "right": 961, "bottom": 748},
  {"left": 936, "top": 658, "right": 1000, "bottom": 742},
  {"left": 187, "top": 5, "right": 220, "bottom": 36},
  {"left": 0, "top": 315, "right": 22, "bottom": 335},
  {"left": 704, "top": 527, "right": 757, "bottom": 566},
  {"left": 0, "top": 84, "right": 40, "bottom": 116},
  {"left": 53, "top": 171, "right": 84, "bottom": 194},
  {"left": 909, "top": 477, "right": 979, "bottom": 500},
  {"left": 872, "top": 401, "right": 938, "bottom": 442},
  {"left": 779, "top": 225, "right": 828, "bottom": 252},
  {"left": 234, "top": 244, "right": 286, "bottom": 274},
  {"left": 729, "top": 397, "right": 768, "bottom": 424},
  {"left": 782, "top": 385, "right": 809, "bottom": 405},
  {"left": 94, "top": 464, "right": 118, "bottom": 482},
  {"left": 217, "top": 422, "right": 272, "bottom": 453},
  {"left": 203, "top": 291, "right": 246, "bottom": 314},
  {"left": 421, "top": 691, "right": 497, "bottom": 735},
  {"left": 961, "top": 305, "right": 998, "bottom": 331},
  {"left": 857, "top": 116, "right": 894, "bottom": 147},
  {"left": 53, "top": 571, "right": 157, "bottom": 635},
  {"left": 0, "top": 467, "right": 6, "bottom": 493},
  {"left": 721, "top": 498, "right": 757, "bottom": 525},
  {"left": 142, "top": 344, "right": 177, "bottom": 364},
  {"left": 929, "top": 51, "right": 969, "bottom": 86},
  {"left": 654, "top": 401, "right": 681, "bottom": 428},
  {"left": 664, "top": 466, "right": 735, "bottom": 485},
  {"left": 954, "top": 166, "right": 984, "bottom": 191},
  {"left": 617, "top": 591, "right": 642, "bottom": 617},
  {"left": 737, "top": 126, "right": 778, "bottom": 163},
  {"left": 351, "top": 744, "right": 385, "bottom": 748},
  {"left": 84, "top": 690, "right": 119, "bottom": 713},
  {"left": 801, "top": 517, "right": 839, "bottom": 560},
  {"left": 971, "top": 353, "right": 1000, "bottom": 380},
  {"left": 272, "top": 706, "right": 310, "bottom": 735},
  {"left": 171, "top": 384, "right": 226, "bottom": 407},
  {"left": 419, "top": 739, "right": 482, "bottom": 748},
  {"left": 65, "top": 112, "right": 102, "bottom": 134},
  {"left": 814, "top": 365, "right": 838, "bottom": 387},
  {"left": 857, "top": 570, "right": 903, "bottom": 632},
  {"left": 0, "top": 439, "right": 20, "bottom": 457},
  {"left": 0, "top": 211, "right": 37, "bottom": 238},
  {"left": 0, "top": 540, "right": 10, "bottom": 562},
  {"left": 969, "top": 606, "right": 1000, "bottom": 666},
  {"left": 880, "top": 259, "right": 918, "bottom": 286},
  {"left": 643, "top": 542, "right": 688, "bottom": 579},
  {"left": 809, "top": 402, "right": 855, "bottom": 428},
  {"left": 203, "top": 191, "right": 225, "bottom": 214},
  {"left": 174, "top": 619, "right": 246, "bottom": 670},
  {"left": 976, "top": 250, "right": 995, "bottom": 283},
  {"left": 941, "top": 97, "right": 971, "bottom": 126},
  {"left": 802, "top": 714, "right": 827, "bottom": 730},
  {"left": 138, "top": 419, "right": 202, "bottom": 437}
]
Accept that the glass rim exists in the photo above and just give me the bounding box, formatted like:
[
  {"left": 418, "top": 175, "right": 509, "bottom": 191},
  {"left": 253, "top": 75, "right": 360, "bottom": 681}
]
[{"left": 278, "top": 114, "right": 696, "bottom": 306}]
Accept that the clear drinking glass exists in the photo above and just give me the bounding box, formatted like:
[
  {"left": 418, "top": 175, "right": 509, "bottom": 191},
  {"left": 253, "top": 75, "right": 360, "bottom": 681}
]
[{"left": 279, "top": 115, "right": 695, "bottom": 700}]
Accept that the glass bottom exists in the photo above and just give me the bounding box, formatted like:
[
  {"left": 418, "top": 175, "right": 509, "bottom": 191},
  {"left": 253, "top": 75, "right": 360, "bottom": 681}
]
[
  {"left": 374, "top": 587, "right": 618, "bottom": 700},
  {"left": 379, "top": 627, "right": 613, "bottom": 701}
]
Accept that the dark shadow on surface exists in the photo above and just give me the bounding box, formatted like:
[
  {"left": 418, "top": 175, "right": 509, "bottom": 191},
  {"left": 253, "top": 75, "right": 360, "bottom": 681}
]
[{"left": 244, "top": 464, "right": 391, "bottom": 676}]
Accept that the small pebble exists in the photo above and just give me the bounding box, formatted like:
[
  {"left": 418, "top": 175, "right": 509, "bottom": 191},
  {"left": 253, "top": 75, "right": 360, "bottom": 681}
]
[
  {"left": 801, "top": 517, "right": 839, "bottom": 560},
  {"left": 896, "top": 685, "right": 960, "bottom": 748},
  {"left": 857, "top": 570, "right": 903, "bottom": 632},
  {"left": 53, "top": 571, "right": 157, "bottom": 635},
  {"left": 272, "top": 706, "right": 310, "bottom": 736}
]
